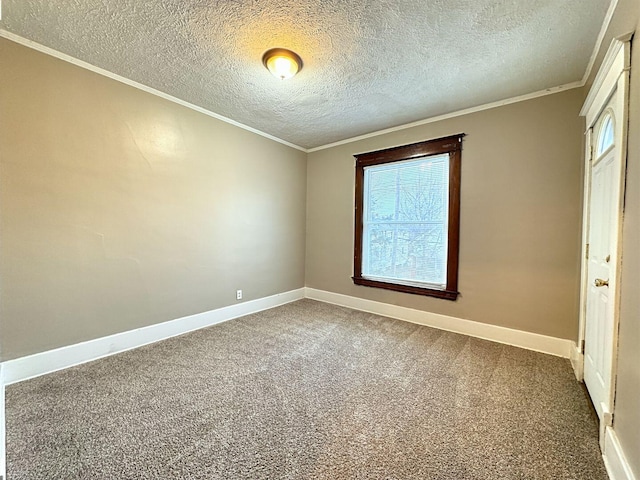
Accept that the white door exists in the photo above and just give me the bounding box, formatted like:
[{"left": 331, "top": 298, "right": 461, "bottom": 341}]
[{"left": 583, "top": 95, "right": 619, "bottom": 422}]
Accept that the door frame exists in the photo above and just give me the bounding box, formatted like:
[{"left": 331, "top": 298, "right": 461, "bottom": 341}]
[{"left": 576, "top": 33, "right": 631, "bottom": 446}]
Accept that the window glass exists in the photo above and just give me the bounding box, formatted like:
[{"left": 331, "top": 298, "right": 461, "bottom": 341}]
[
  {"left": 596, "top": 113, "right": 614, "bottom": 156},
  {"left": 362, "top": 154, "right": 449, "bottom": 287}
]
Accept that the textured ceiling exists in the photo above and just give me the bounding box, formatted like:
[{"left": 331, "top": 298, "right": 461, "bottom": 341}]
[{"left": 0, "top": 0, "right": 610, "bottom": 149}]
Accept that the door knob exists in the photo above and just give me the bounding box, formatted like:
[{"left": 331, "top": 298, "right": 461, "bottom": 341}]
[{"left": 594, "top": 278, "right": 609, "bottom": 287}]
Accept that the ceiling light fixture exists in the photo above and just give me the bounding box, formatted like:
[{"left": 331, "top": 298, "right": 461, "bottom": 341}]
[{"left": 262, "top": 48, "right": 303, "bottom": 80}]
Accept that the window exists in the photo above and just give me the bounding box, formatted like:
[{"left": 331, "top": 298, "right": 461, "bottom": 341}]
[
  {"left": 596, "top": 112, "right": 614, "bottom": 157},
  {"left": 353, "top": 134, "right": 464, "bottom": 300}
]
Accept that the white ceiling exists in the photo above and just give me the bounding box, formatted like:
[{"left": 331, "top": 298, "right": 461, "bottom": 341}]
[{"left": 0, "top": 0, "right": 610, "bottom": 149}]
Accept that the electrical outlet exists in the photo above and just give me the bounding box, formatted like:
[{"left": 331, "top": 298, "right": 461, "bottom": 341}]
[{"left": 236, "top": 289, "right": 242, "bottom": 300}]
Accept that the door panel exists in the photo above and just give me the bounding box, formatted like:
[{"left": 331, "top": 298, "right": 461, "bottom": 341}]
[{"left": 583, "top": 97, "right": 618, "bottom": 420}]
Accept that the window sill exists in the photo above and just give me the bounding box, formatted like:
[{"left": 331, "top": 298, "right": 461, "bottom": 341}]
[{"left": 352, "top": 276, "right": 459, "bottom": 301}]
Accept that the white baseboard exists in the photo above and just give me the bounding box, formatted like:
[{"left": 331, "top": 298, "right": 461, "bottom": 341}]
[
  {"left": 570, "top": 344, "right": 585, "bottom": 381},
  {"left": 305, "top": 288, "right": 574, "bottom": 358},
  {"left": 1, "top": 288, "right": 305, "bottom": 386},
  {"left": 0, "top": 285, "right": 611, "bottom": 480},
  {"left": 0, "top": 286, "right": 577, "bottom": 385},
  {"left": 603, "top": 427, "right": 637, "bottom": 480}
]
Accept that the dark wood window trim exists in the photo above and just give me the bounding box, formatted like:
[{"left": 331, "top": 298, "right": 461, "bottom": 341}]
[{"left": 353, "top": 133, "right": 464, "bottom": 301}]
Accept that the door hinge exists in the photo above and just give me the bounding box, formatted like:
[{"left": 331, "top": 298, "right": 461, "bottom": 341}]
[
  {"left": 585, "top": 243, "right": 590, "bottom": 259},
  {"left": 580, "top": 339, "right": 585, "bottom": 353}
]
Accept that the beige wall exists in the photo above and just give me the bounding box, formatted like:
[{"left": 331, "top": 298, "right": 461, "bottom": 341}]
[
  {"left": 0, "top": 39, "right": 307, "bottom": 361},
  {"left": 592, "top": 0, "right": 640, "bottom": 476},
  {"left": 306, "top": 89, "right": 585, "bottom": 340}
]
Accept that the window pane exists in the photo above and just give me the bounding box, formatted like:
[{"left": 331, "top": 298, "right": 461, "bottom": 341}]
[
  {"left": 596, "top": 114, "right": 614, "bottom": 156},
  {"left": 362, "top": 154, "right": 449, "bottom": 287},
  {"left": 363, "top": 223, "right": 447, "bottom": 286},
  {"left": 366, "top": 168, "right": 398, "bottom": 221}
]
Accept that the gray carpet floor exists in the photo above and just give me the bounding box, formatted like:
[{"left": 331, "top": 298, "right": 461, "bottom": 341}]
[{"left": 6, "top": 299, "right": 607, "bottom": 479}]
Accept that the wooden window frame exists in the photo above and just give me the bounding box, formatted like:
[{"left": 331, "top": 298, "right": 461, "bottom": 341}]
[{"left": 353, "top": 133, "right": 464, "bottom": 301}]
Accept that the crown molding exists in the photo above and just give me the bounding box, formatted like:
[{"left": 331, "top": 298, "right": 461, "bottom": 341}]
[
  {"left": 3, "top": 1, "right": 618, "bottom": 156},
  {"left": 581, "top": 0, "right": 620, "bottom": 86},
  {"left": 0, "top": 30, "right": 308, "bottom": 153},
  {"left": 307, "top": 81, "right": 584, "bottom": 153}
]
